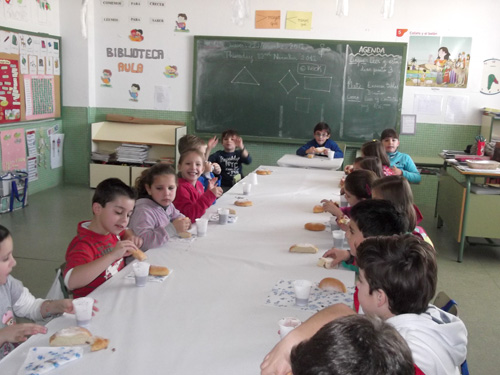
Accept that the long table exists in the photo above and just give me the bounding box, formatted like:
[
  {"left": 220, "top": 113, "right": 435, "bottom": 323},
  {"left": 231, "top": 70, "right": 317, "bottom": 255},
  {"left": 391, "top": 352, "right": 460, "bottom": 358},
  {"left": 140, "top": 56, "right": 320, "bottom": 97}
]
[
  {"left": 277, "top": 154, "right": 344, "bottom": 170},
  {"left": 0, "top": 167, "right": 354, "bottom": 375}
]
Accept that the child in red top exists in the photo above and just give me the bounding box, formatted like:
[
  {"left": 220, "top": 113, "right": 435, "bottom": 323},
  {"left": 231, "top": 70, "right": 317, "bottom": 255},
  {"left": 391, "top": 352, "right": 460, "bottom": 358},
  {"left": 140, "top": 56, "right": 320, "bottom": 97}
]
[
  {"left": 64, "top": 178, "right": 142, "bottom": 298},
  {"left": 173, "top": 149, "right": 223, "bottom": 222}
]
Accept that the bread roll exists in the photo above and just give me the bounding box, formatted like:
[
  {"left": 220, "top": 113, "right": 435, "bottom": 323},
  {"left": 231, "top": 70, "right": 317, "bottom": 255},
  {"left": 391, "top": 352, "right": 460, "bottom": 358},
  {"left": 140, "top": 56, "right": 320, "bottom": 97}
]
[
  {"left": 313, "top": 205, "right": 324, "bottom": 213},
  {"left": 256, "top": 169, "right": 272, "bottom": 175},
  {"left": 178, "top": 231, "right": 192, "bottom": 238},
  {"left": 319, "top": 277, "right": 347, "bottom": 293},
  {"left": 307, "top": 154, "right": 314, "bottom": 159},
  {"left": 289, "top": 243, "right": 318, "bottom": 254},
  {"left": 304, "top": 223, "right": 326, "bottom": 231},
  {"left": 149, "top": 265, "right": 170, "bottom": 276},
  {"left": 317, "top": 257, "right": 335, "bottom": 269},
  {"left": 337, "top": 216, "right": 350, "bottom": 225},
  {"left": 315, "top": 147, "right": 326, "bottom": 153},
  {"left": 49, "top": 327, "right": 94, "bottom": 347},
  {"left": 130, "top": 248, "right": 147, "bottom": 261},
  {"left": 91, "top": 337, "right": 109, "bottom": 352},
  {"left": 234, "top": 200, "right": 253, "bottom": 207}
]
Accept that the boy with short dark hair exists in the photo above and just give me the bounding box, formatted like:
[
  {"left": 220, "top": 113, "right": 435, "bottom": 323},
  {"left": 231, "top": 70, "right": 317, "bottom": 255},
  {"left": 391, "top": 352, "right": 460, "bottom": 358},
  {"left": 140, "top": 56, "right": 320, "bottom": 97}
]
[
  {"left": 296, "top": 122, "right": 344, "bottom": 158},
  {"left": 64, "top": 178, "right": 143, "bottom": 298},
  {"left": 290, "top": 315, "right": 415, "bottom": 375},
  {"left": 380, "top": 128, "right": 421, "bottom": 183},
  {"left": 208, "top": 129, "right": 252, "bottom": 188},
  {"left": 261, "top": 234, "right": 468, "bottom": 375}
]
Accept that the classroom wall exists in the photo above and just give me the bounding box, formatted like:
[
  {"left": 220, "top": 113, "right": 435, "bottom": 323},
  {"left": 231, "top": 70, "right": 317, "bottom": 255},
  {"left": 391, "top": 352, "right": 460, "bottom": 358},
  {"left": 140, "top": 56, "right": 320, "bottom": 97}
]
[
  {"left": 0, "top": 1, "right": 63, "bottom": 195},
  {"left": 3, "top": 1, "right": 498, "bottom": 200}
]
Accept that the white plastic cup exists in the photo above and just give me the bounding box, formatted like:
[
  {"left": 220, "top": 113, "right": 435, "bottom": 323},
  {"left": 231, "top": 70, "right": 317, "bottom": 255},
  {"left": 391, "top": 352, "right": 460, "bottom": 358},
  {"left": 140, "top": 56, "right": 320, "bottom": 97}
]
[
  {"left": 332, "top": 230, "right": 345, "bottom": 248},
  {"left": 327, "top": 150, "right": 334, "bottom": 160},
  {"left": 72, "top": 297, "right": 94, "bottom": 328},
  {"left": 195, "top": 218, "right": 208, "bottom": 237},
  {"left": 330, "top": 217, "right": 340, "bottom": 231},
  {"left": 249, "top": 172, "right": 258, "bottom": 185},
  {"left": 242, "top": 182, "right": 252, "bottom": 195},
  {"left": 278, "top": 317, "right": 301, "bottom": 339},
  {"left": 218, "top": 208, "right": 229, "bottom": 225},
  {"left": 133, "top": 262, "right": 150, "bottom": 287},
  {"left": 293, "top": 280, "right": 313, "bottom": 306}
]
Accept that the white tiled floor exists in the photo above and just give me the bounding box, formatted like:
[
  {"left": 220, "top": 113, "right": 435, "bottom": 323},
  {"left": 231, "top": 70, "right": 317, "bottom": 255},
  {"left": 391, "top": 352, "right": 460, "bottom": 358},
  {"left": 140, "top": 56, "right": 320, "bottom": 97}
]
[{"left": 2, "top": 184, "right": 500, "bottom": 374}]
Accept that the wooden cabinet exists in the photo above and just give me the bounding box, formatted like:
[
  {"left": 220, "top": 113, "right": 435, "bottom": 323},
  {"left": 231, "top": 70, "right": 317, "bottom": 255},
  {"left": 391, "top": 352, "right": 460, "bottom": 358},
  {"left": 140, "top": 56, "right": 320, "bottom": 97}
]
[{"left": 90, "top": 121, "right": 186, "bottom": 188}]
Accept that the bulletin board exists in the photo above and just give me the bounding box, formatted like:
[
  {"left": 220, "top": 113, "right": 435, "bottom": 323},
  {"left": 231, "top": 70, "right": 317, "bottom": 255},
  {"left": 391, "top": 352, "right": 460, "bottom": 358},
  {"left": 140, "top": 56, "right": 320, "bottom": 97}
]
[{"left": 0, "top": 26, "right": 61, "bottom": 125}]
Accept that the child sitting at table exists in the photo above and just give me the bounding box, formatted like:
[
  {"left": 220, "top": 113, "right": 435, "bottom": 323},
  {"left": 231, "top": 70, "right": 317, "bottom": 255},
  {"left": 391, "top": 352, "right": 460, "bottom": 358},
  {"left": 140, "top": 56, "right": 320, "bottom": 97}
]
[
  {"left": 322, "top": 169, "right": 377, "bottom": 224},
  {"left": 64, "top": 178, "right": 143, "bottom": 298},
  {"left": 372, "top": 176, "right": 433, "bottom": 247},
  {"left": 356, "top": 156, "right": 385, "bottom": 178},
  {"left": 174, "top": 149, "right": 223, "bottom": 221},
  {"left": 0, "top": 225, "right": 82, "bottom": 360},
  {"left": 261, "top": 234, "right": 468, "bottom": 375},
  {"left": 380, "top": 128, "right": 421, "bottom": 184},
  {"left": 208, "top": 129, "right": 252, "bottom": 189},
  {"left": 129, "top": 163, "right": 190, "bottom": 251},
  {"left": 321, "top": 199, "right": 406, "bottom": 271},
  {"left": 178, "top": 134, "right": 221, "bottom": 192},
  {"left": 360, "top": 140, "right": 394, "bottom": 176},
  {"left": 296, "top": 122, "right": 344, "bottom": 158},
  {"left": 290, "top": 315, "right": 415, "bottom": 375}
]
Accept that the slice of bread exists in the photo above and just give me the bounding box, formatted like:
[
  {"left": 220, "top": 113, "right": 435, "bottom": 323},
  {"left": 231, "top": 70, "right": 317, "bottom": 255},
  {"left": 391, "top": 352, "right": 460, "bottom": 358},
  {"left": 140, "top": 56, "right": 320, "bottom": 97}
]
[{"left": 289, "top": 243, "right": 318, "bottom": 253}]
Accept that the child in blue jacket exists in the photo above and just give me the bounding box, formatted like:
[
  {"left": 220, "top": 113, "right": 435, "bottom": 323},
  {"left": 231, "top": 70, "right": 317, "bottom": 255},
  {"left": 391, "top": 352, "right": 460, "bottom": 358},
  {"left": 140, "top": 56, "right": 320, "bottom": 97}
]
[
  {"left": 380, "top": 128, "right": 421, "bottom": 184},
  {"left": 296, "top": 122, "right": 343, "bottom": 158}
]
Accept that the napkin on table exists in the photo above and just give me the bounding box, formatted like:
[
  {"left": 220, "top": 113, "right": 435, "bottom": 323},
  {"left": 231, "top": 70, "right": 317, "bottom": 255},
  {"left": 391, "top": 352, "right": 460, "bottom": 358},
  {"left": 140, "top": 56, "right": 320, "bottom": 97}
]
[{"left": 20, "top": 346, "right": 83, "bottom": 375}]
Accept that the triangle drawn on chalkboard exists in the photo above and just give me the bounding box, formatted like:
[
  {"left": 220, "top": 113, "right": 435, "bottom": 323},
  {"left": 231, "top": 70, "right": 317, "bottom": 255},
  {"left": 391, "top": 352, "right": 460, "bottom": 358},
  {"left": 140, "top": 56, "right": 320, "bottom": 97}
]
[{"left": 231, "top": 66, "right": 260, "bottom": 86}]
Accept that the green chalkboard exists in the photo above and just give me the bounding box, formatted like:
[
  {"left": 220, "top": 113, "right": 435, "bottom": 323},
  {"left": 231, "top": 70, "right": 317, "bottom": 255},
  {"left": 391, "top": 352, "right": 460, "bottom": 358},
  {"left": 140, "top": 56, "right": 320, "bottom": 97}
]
[{"left": 193, "top": 36, "right": 407, "bottom": 143}]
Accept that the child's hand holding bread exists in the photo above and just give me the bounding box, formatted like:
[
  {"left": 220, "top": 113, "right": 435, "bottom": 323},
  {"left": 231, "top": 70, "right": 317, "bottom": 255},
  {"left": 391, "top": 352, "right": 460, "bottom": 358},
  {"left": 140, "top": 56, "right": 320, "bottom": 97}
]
[
  {"left": 173, "top": 217, "right": 191, "bottom": 233},
  {"left": 321, "top": 199, "right": 343, "bottom": 217}
]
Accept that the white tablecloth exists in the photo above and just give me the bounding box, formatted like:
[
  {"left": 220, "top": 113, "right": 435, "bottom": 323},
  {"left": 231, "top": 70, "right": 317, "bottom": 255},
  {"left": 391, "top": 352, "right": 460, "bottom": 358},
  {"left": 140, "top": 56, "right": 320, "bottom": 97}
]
[
  {"left": 277, "top": 154, "right": 344, "bottom": 170},
  {"left": 0, "top": 166, "right": 353, "bottom": 375}
]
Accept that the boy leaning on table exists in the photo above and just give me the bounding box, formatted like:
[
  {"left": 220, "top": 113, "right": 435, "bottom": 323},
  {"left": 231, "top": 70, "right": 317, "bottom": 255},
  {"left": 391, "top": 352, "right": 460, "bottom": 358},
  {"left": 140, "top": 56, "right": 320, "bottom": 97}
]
[
  {"left": 261, "top": 234, "right": 468, "bottom": 375},
  {"left": 63, "top": 178, "right": 143, "bottom": 298},
  {"left": 296, "top": 122, "right": 344, "bottom": 158}
]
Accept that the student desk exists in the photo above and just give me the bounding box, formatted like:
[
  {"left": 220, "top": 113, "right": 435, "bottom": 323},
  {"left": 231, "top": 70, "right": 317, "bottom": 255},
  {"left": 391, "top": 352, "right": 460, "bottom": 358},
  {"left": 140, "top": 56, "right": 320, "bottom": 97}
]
[
  {"left": 0, "top": 167, "right": 354, "bottom": 375},
  {"left": 277, "top": 154, "right": 344, "bottom": 170},
  {"left": 436, "top": 159, "right": 500, "bottom": 262}
]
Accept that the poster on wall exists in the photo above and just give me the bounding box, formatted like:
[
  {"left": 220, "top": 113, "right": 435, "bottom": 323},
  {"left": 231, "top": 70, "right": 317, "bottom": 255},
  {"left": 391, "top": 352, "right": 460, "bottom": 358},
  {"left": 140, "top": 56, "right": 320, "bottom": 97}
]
[
  {"left": 23, "top": 74, "right": 56, "bottom": 120},
  {"left": 0, "top": 59, "right": 21, "bottom": 123},
  {"left": 50, "top": 133, "right": 64, "bottom": 169},
  {"left": 1, "top": 128, "right": 27, "bottom": 171},
  {"left": 406, "top": 36, "right": 472, "bottom": 88}
]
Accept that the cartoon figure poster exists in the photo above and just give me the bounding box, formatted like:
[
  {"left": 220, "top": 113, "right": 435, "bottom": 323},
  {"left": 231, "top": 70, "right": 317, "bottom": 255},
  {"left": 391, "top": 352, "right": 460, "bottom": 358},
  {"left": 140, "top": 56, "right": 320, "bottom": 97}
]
[
  {"left": 406, "top": 36, "right": 472, "bottom": 88},
  {"left": 1, "top": 128, "right": 27, "bottom": 171}
]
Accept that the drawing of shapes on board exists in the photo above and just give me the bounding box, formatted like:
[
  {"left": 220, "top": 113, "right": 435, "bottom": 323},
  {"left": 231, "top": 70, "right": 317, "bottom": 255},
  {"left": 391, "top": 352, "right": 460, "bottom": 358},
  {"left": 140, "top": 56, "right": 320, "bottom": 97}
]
[
  {"left": 295, "top": 97, "right": 311, "bottom": 113},
  {"left": 231, "top": 66, "right": 260, "bottom": 86},
  {"left": 413, "top": 94, "right": 443, "bottom": 116},
  {"left": 480, "top": 59, "right": 500, "bottom": 95},
  {"left": 279, "top": 70, "right": 299, "bottom": 94},
  {"left": 303, "top": 76, "right": 332, "bottom": 92},
  {"left": 297, "top": 63, "right": 326, "bottom": 76}
]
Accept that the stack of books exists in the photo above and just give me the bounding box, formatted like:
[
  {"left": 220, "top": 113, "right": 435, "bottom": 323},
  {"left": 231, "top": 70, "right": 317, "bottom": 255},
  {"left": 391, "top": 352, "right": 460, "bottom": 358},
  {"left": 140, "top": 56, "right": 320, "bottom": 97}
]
[
  {"left": 91, "top": 151, "right": 115, "bottom": 163},
  {"left": 116, "top": 144, "right": 150, "bottom": 164}
]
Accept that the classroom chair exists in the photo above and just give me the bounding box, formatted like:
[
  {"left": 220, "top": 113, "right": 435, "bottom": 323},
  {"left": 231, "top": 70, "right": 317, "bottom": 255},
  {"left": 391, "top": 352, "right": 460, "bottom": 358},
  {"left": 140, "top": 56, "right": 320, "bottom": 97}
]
[
  {"left": 45, "top": 263, "right": 71, "bottom": 300},
  {"left": 433, "top": 291, "right": 469, "bottom": 375}
]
